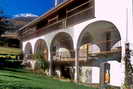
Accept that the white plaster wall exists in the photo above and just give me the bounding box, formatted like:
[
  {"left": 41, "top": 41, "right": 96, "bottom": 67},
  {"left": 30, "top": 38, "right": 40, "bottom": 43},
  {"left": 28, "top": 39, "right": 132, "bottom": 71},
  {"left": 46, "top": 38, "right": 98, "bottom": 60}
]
[
  {"left": 72, "top": 0, "right": 127, "bottom": 49},
  {"left": 108, "top": 61, "right": 122, "bottom": 86},
  {"left": 23, "top": 0, "right": 129, "bottom": 55},
  {"left": 92, "top": 67, "right": 100, "bottom": 83},
  {"left": 128, "top": 0, "right": 133, "bottom": 66},
  {"left": 95, "top": 0, "right": 127, "bottom": 43},
  {"left": 127, "top": 0, "right": 133, "bottom": 44},
  {"left": 129, "top": 5, "right": 133, "bottom": 64},
  {"left": 21, "top": 0, "right": 132, "bottom": 86},
  {"left": 80, "top": 66, "right": 100, "bottom": 84},
  {"left": 72, "top": 0, "right": 128, "bottom": 86},
  {"left": 22, "top": 27, "right": 75, "bottom": 62},
  {"left": 72, "top": 19, "right": 126, "bottom": 86}
]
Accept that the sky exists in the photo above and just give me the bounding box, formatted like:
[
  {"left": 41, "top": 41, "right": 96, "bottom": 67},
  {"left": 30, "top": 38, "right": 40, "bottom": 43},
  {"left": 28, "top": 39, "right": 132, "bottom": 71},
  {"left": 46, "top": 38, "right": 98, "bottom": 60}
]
[{"left": 0, "top": 0, "right": 54, "bottom": 18}]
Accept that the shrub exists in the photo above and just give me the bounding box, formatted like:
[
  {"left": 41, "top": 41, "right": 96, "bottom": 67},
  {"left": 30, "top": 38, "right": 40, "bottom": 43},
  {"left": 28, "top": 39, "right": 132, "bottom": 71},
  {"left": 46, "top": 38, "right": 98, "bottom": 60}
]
[
  {"left": 35, "top": 59, "right": 48, "bottom": 70},
  {"left": 33, "top": 52, "right": 48, "bottom": 71}
]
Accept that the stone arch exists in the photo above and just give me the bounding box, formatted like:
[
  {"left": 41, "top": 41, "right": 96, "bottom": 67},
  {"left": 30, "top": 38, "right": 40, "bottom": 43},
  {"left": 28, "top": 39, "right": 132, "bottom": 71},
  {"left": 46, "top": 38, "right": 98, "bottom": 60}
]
[
  {"left": 50, "top": 32, "right": 74, "bottom": 58},
  {"left": 24, "top": 42, "right": 32, "bottom": 55},
  {"left": 76, "top": 21, "right": 122, "bottom": 84},
  {"left": 77, "top": 21, "right": 121, "bottom": 60},
  {"left": 50, "top": 32, "right": 74, "bottom": 79},
  {"left": 24, "top": 42, "right": 33, "bottom": 59},
  {"left": 77, "top": 21, "right": 121, "bottom": 50},
  {"left": 34, "top": 39, "right": 48, "bottom": 60}
]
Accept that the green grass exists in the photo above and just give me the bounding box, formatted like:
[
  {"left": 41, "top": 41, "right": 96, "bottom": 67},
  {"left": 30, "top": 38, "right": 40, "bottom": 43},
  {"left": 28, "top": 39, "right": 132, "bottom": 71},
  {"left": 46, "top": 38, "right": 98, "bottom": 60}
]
[
  {"left": 0, "top": 68, "right": 98, "bottom": 89},
  {"left": 0, "top": 47, "right": 21, "bottom": 55}
]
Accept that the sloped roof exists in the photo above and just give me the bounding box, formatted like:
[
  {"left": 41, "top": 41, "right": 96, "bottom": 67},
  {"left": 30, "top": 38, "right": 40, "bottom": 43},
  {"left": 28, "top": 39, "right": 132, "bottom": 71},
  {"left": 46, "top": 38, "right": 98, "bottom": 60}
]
[{"left": 19, "top": 0, "right": 75, "bottom": 31}]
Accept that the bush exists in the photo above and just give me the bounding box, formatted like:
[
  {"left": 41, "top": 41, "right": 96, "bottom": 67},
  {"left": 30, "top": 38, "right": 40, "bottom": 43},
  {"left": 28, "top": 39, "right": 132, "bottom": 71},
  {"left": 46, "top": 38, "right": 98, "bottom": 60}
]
[
  {"left": 35, "top": 59, "right": 48, "bottom": 70},
  {"left": 33, "top": 52, "right": 48, "bottom": 71}
]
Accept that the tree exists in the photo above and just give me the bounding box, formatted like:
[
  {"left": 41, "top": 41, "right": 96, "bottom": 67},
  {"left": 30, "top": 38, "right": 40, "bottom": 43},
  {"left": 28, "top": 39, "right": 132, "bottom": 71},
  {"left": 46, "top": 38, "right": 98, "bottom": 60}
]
[{"left": 0, "top": 10, "right": 16, "bottom": 35}]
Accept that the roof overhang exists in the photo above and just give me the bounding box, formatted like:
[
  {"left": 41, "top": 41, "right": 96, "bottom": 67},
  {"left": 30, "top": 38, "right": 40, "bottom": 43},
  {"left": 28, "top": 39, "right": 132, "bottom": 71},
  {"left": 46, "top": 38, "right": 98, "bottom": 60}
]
[{"left": 19, "top": 0, "right": 76, "bottom": 31}]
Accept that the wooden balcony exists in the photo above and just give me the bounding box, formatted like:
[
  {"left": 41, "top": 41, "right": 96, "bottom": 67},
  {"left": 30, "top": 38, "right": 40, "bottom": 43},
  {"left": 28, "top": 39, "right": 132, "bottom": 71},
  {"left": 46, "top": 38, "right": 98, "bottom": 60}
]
[
  {"left": 20, "top": 0, "right": 95, "bottom": 40},
  {"left": 52, "top": 48, "right": 121, "bottom": 64}
]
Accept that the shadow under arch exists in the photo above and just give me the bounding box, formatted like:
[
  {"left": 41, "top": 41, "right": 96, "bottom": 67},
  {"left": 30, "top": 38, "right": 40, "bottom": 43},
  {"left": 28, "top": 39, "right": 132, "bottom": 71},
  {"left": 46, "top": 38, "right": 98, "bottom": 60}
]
[
  {"left": 34, "top": 39, "right": 48, "bottom": 60},
  {"left": 77, "top": 20, "right": 121, "bottom": 49},
  {"left": 50, "top": 32, "right": 75, "bottom": 79},
  {"left": 24, "top": 42, "right": 32, "bottom": 55},
  {"left": 50, "top": 32, "right": 74, "bottom": 58},
  {"left": 76, "top": 20, "right": 122, "bottom": 84}
]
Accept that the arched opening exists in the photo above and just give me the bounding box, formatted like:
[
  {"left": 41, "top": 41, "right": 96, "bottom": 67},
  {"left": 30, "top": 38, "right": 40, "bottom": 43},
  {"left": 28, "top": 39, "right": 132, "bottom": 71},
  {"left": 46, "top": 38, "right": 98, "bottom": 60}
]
[
  {"left": 77, "top": 21, "right": 121, "bottom": 85},
  {"left": 50, "top": 32, "right": 74, "bottom": 79},
  {"left": 34, "top": 39, "right": 48, "bottom": 61},
  {"left": 24, "top": 42, "right": 32, "bottom": 59}
]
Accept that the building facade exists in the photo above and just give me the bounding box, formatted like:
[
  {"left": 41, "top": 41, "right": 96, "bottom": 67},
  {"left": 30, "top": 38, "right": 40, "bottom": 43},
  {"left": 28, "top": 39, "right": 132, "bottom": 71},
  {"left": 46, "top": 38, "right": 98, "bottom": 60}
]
[{"left": 18, "top": 0, "right": 133, "bottom": 87}]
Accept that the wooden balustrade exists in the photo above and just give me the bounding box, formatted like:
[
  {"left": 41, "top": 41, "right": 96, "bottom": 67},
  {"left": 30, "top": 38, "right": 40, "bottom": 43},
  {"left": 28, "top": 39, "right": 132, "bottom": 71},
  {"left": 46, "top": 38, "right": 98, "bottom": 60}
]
[{"left": 52, "top": 48, "right": 121, "bottom": 62}]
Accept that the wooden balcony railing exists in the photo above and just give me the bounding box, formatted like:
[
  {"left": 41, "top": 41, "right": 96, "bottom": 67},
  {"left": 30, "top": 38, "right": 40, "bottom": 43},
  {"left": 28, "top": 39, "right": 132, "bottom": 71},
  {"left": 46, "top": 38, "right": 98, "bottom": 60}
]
[
  {"left": 52, "top": 40, "right": 121, "bottom": 62},
  {"left": 20, "top": 0, "right": 95, "bottom": 40},
  {"left": 52, "top": 49, "right": 121, "bottom": 62}
]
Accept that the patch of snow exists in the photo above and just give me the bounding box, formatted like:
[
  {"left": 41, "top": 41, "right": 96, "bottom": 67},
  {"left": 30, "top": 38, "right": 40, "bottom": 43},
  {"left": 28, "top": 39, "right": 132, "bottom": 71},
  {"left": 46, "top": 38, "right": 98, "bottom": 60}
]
[{"left": 13, "top": 13, "right": 38, "bottom": 18}]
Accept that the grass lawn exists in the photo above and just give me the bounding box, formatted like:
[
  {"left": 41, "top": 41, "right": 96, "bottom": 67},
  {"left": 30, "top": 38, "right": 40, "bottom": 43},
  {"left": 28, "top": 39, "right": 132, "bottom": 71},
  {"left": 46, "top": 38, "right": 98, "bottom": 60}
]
[
  {"left": 0, "top": 47, "right": 21, "bottom": 55},
  {"left": 0, "top": 68, "right": 98, "bottom": 89}
]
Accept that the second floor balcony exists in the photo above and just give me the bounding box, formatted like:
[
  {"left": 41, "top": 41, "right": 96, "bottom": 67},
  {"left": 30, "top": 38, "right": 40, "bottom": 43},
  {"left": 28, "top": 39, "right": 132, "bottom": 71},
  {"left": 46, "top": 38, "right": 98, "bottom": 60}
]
[{"left": 19, "top": 0, "right": 95, "bottom": 40}]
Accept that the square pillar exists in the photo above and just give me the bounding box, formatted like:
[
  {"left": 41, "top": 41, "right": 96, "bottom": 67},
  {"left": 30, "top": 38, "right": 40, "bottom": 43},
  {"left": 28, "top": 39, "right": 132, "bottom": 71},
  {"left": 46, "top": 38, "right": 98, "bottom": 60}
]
[
  {"left": 48, "top": 49, "right": 53, "bottom": 76},
  {"left": 74, "top": 48, "right": 79, "bottom": 82}
]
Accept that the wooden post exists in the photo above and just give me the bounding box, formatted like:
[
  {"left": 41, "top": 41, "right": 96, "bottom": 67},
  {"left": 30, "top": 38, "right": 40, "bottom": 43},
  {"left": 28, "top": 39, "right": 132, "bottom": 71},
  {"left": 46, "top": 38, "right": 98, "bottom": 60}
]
[
  {"left": 86, "top": 44, "right": 89, "bottom": 60},
  {"left": 106, "top": 32, "right": 111, "bottom": 51}
]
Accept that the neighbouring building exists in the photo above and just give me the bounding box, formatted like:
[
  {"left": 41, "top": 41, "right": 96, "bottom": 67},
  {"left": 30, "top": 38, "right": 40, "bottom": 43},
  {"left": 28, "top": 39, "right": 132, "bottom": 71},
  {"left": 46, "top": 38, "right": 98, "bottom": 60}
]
[{"left": 18, "top": 0, "right": 133, "bottom": 88}]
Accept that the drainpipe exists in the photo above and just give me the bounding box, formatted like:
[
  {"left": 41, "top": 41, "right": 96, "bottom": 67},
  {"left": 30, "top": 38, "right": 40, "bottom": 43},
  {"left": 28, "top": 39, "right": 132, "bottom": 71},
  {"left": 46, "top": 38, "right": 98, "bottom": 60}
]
[{"left": 55, "top": 0, "right": 58, "bottom": 7}]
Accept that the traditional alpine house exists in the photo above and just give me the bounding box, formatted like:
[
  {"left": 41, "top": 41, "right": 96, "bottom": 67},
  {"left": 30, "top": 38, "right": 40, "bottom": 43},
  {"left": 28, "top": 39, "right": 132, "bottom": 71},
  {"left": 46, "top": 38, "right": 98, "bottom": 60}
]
[{"left": 18, "top": 0, "right": 133, "bottom": 88}]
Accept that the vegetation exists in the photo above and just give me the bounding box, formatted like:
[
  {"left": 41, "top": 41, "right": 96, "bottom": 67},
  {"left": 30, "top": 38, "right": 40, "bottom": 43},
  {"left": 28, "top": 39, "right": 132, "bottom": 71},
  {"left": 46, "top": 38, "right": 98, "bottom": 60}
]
[
  {"left": 35, "top": 59, "right": 48, "bottom": 71},
  {"left": 0, "top": 10, "right": 16, "bottom": 34},
  {"left": 0, "top": 68, "right": 97, "bottom": 89},
  {"left": 0, "top": 17, "right": 15, "bottom": 35},
  {"left": 0, "top": 47, "right": 21, "bottom": 55},
  {"left": 33, "top": 52, "right": 48, "bottom": 71}
]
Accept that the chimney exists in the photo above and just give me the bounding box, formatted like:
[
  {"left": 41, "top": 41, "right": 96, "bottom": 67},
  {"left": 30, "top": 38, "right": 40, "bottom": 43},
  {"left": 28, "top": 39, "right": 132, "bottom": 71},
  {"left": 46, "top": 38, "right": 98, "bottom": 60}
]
[{"left": 55, "top": 0, "right": 66, "bottom": 6}]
